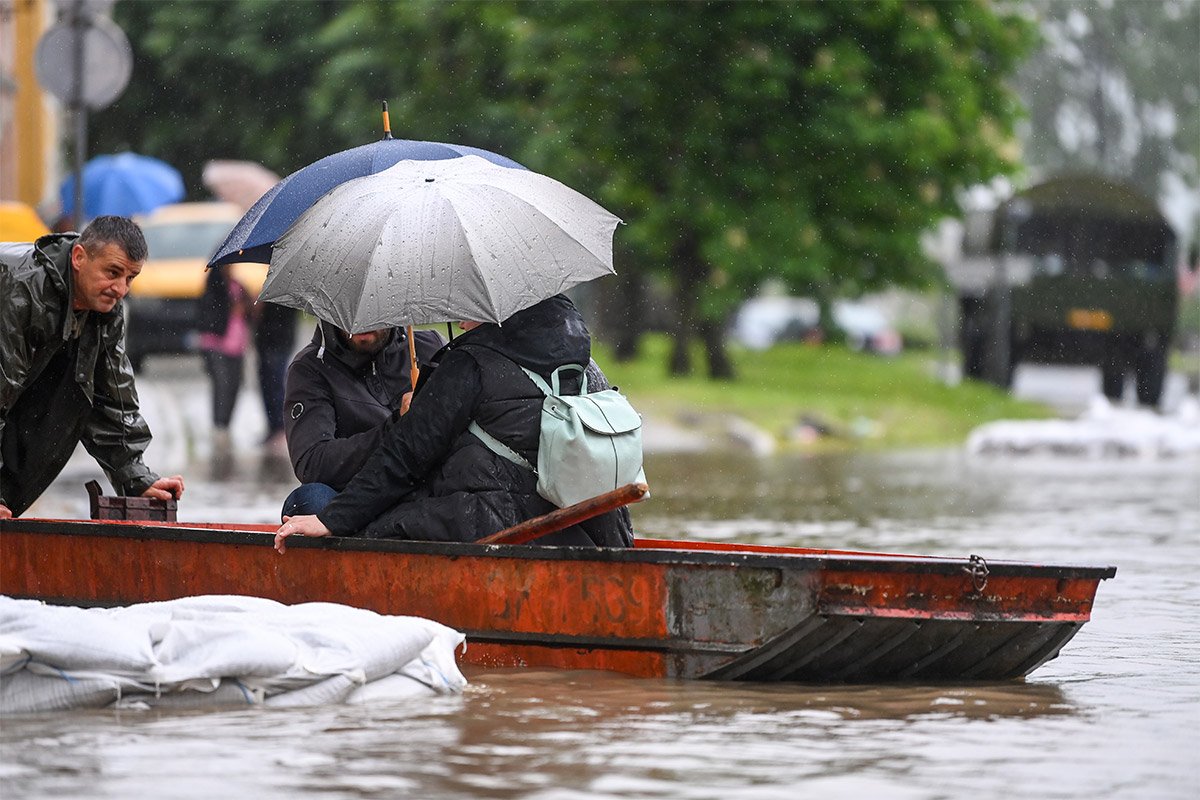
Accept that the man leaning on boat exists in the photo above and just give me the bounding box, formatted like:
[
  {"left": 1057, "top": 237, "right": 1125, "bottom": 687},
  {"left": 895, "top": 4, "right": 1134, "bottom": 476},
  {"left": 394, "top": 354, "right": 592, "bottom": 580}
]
[{"left": 0, "top": 217, "right": 185, "bottom": 519}]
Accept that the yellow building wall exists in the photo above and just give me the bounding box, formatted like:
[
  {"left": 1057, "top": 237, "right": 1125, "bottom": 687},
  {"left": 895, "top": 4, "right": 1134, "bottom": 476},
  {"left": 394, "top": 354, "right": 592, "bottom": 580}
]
[{"left": 1, "top": 0, "right": 55, "bottom": 211}]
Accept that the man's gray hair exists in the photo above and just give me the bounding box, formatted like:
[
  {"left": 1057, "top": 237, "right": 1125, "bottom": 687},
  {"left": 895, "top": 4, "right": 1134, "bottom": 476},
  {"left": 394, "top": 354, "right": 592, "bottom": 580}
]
[{"left": 78, "top": 216, "right": 148, "bottom": 263}]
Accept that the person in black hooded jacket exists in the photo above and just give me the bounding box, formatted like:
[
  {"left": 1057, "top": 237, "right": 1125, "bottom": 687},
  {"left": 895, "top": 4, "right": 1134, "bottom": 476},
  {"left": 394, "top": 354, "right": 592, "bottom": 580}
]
[
  {"left": 274, "top": 294, "right": 634, "bottom": 551},
  {"left": 280, "top": 321, "right": 444, "bottom": 517}
]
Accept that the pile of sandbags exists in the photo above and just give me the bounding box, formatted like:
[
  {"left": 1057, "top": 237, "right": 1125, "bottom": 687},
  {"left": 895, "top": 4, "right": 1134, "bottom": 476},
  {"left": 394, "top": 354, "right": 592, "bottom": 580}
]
[
  {"left": 967, "top": 395, "right": 1200, "bottom": 459},
  {"left": 0, "top": 595, "right": 466, "bottom": 714}
]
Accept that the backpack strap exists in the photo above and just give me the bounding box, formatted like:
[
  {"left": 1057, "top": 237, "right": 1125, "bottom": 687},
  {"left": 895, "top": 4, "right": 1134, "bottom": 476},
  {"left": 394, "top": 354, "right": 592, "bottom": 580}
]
[
  {"left": 456, "top": 343, "right": 586, "bottom": 475},
  {"left": 521, "top": 364, "right": 588, "bottom": 396},
  {"left": 455, "top": 342, "right": 589, "bottom": 396},
  {"left": 468, "top": 421, "right": 536, "bottom": 474}
]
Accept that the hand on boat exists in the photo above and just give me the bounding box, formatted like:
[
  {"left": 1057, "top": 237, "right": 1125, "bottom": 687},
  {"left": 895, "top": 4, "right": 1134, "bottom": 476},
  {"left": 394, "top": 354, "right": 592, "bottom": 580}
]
[
  {"left": 274, "top": 515, "right": 331, "bottom": 554},
  {"left": 143, "top": 475, "right": 185, "bottom": 501},
  {"left": 0, "top": 503, "right": 10, "bottom": 520}
]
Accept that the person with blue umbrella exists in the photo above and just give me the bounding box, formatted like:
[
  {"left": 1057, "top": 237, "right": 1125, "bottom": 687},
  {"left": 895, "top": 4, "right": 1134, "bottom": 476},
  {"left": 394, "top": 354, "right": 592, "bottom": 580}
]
[{"left": 59, "top": 152, "right": 185, "bottom": 224}]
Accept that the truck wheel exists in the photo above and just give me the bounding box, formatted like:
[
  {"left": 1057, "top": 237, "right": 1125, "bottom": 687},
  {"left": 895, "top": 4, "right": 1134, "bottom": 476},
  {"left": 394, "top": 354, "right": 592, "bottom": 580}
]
[
  {"left": 962, "top": 332, "right": 985, "bottom": 379},
  {"left": 1101, "top": 343, "right": 1128, "bottom": 401},
  {"left": 959, "top": 299, "right": 986, "bottom": 380},
  {"left": 1004, "top": 338, "right": 1021, "bottom": 388},
  {"left": 1135, "top": 344, "right": 1167, "bottom": 407}
]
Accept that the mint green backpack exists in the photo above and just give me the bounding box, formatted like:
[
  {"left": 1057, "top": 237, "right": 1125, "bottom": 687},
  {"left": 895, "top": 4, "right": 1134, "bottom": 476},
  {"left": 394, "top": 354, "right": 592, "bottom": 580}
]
[{"left": 469, "top": 363, "right": 645, "bottom": 508}]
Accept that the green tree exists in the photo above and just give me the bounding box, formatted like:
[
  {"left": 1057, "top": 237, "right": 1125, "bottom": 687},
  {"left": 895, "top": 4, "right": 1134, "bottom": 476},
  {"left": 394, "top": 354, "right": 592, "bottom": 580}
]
[
  {"left": 303, "top": 1, "right": 526, "bottom": 164},
  {"left": 95, "top": 1, "right": 343, "bottom": 193},
  {"left": 507, "top": 0, "right": 1033, "bottom": 377}
]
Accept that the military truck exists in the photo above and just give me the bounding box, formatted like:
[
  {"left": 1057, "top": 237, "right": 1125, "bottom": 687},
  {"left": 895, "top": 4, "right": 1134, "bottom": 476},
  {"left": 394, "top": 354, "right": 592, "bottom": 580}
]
[{"left": 954, "top": 174, "right": 1178, "bottom": 406}]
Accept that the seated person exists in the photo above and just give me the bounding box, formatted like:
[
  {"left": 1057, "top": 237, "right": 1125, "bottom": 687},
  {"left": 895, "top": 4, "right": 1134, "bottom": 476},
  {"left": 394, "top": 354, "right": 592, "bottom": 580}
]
[
  {"left": 281, "top": 322, "right": 444, "bottom": 517},
  {"left": 275, "top": 294, "right": 634, "bottom": 551}
]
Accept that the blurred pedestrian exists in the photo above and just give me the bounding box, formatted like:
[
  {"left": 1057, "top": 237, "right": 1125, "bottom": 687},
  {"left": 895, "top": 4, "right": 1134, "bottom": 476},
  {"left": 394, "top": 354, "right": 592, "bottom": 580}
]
[
  {"left": 197, "top": 264, "right": 251, "bottom": 450},
  {"left": 254, "top": 302, "right": 297, "bottom": 454},
  {"left": 0, "top": 216, "right": 185, "bottom": 518}
]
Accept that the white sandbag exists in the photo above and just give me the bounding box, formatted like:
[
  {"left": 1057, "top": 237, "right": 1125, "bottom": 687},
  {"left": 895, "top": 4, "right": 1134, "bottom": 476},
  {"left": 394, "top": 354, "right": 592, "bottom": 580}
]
[
  {"left": 264, "top": 674, "right": 361, "bottom": 707},
  {"left": 112, "top": 679, "right": 263, "bottom": 710},
  {"left": 0, "top": 639, "right": 29, "bottom": 672},
  {"left": 0, "top": 670, "right": 121, "bottom": 714},
  {"left": 345, "top": 672, "right": 438, "bottom": 704},
  {"left": 271, "top": 603, "right": 453, "bottom": 683},
  {"left": 129, "top": 595, "right": 290, "bottom": 618},
  {"left": 149, "top": 619, "right": 301, "bottom": 685},
  {"left": 393, "top": 629, "right": 469, "bottom": 694},
  {"left": 0, "top": 596, "right": 158, "bottom": 675}
]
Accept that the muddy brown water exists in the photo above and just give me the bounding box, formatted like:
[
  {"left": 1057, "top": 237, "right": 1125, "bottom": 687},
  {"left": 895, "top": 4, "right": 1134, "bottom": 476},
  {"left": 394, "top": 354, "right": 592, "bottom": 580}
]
[{"left": 3, "top": 448, "right": 1198, "bottom": 799}]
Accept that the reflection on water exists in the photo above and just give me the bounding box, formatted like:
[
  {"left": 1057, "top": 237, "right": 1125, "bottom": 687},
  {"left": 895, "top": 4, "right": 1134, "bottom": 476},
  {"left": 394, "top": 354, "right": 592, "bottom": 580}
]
[
  {"left": 6, "top": 448, "right": 1199, "bottom": 799},
  {"left": 0, "top": 671, "right": 1076, "bottom": 800}
]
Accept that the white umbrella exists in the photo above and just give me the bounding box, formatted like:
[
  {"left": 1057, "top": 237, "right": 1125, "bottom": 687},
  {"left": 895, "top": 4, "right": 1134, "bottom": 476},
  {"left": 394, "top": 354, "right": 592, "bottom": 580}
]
[{"left": 260, "top": 155, "right": 620, "bottom": 333}]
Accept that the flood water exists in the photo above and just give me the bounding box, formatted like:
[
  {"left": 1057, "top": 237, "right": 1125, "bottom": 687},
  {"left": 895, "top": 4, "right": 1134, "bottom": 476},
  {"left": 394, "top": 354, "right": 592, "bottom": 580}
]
[{"left": 4, "top": 442, "right": 1199, "bottom": 799}]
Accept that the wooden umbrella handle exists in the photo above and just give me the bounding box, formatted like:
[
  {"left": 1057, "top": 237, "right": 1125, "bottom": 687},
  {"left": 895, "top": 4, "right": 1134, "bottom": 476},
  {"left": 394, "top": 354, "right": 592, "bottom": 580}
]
[
  {"left": 476, "top": 483, "right": 649, "bottom": 546},
  {"left": 406, "top": 325, "right": 419, "bottom": 392}
]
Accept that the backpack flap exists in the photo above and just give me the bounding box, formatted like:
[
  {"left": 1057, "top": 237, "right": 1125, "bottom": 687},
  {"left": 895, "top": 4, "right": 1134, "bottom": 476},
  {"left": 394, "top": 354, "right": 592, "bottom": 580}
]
[{"left": 546, "top": 390, "right": 642, "bottom": 435}]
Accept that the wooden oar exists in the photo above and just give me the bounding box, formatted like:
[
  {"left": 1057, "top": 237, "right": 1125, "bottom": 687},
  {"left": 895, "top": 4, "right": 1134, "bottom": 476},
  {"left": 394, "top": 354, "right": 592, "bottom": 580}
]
[{"left": 476, "top": 483, "right": 649, "bottom": 546}]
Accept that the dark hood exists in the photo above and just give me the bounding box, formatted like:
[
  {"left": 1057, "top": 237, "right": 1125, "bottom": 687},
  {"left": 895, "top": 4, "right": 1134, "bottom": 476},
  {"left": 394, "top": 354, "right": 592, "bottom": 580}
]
[
  {"left": 451, "top": 295, "right": 591, "bottom": 374},
  {"left": 313, "top": 321, "right": 407, "bottom": 375}
]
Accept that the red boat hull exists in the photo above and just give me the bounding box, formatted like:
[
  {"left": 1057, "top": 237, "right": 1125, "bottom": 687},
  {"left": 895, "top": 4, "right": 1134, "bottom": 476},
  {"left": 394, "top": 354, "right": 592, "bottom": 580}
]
[{"left": 0, "top": 518, "right": 1115, "bottom": 682}]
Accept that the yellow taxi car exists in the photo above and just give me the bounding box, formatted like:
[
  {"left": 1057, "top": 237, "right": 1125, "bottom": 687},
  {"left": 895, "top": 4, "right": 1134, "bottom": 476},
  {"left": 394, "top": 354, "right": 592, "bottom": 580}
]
[
  {"left": 0, "top": 201, "right": 50, "bottom": 241},
  {"left": 127, "top": 202, "right": 266, "bottom": 371}
]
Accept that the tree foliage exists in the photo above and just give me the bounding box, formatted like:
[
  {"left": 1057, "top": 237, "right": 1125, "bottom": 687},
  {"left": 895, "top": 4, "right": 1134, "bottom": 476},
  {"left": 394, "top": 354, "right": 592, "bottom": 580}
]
[
  {"left": 506, "top": 1, "right": 1033, "bottom": 375},
  {"left": 94, "top": 0, "right": 1032, "bottom": 378},
  {"left": 94, "top": 1, "right": 344, "bottom": 189}
]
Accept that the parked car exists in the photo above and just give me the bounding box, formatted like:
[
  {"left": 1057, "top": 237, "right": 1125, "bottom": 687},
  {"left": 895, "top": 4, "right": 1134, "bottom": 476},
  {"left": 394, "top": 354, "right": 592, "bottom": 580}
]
[
  {"left": 732, "top": 296, "right": 902, "bottom": 354},
  {"left": 126, "top": 202, "right": 265, "bottom": 371},
  {"left": 731, "top": 296, "right": 820, "bottom": 350},
  {"left": 832, "top": 302, "right": 903, "bottom": 355}
]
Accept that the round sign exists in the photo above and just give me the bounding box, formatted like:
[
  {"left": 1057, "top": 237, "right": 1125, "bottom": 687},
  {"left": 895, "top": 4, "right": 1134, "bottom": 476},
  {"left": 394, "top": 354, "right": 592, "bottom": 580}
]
[{"left": 34, "top": 16, "right": 133, "bottom": 111}]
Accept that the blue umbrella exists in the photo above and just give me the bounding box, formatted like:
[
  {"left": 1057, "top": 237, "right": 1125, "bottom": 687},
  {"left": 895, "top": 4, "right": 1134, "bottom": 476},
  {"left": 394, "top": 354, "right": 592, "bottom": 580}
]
[
  {"left": 208, "top": 137, "right": 525, "bottom": 268},
  {"left": 60, "top": 152, "right": 185, "bottom": 220}
]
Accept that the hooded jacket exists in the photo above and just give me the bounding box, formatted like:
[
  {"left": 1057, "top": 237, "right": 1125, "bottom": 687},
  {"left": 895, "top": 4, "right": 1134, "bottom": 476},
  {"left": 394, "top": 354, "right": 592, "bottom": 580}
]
[
  {"left": 316, "top": 295, "right": 634, "bottom": 547},
  {"left": 0, "top": 234, "right": 158, "bottom": 516},
  {"left": 283, "top": 321, "right": 445, "bottom": 490}
]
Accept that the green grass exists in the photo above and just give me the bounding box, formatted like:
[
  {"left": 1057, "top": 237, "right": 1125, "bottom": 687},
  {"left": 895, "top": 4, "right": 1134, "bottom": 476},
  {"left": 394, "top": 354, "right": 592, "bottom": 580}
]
[{"left": 594, "top": 335, "right": 1050, "bottom": 449}]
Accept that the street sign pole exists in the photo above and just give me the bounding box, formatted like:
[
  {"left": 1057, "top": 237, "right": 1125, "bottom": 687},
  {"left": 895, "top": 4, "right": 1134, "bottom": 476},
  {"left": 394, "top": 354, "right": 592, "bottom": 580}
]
[
  {"left": 34, "top": 0, "right": 131, "bottom": 229},
  {"left": 71, "top": 4, "right": 86, "bottom": 230}
]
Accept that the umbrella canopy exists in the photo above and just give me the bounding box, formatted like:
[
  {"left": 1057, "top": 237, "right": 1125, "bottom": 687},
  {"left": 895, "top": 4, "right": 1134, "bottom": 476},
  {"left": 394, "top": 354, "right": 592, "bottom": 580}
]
[
  {"left": 260, "top": 155, "right": 620, "bottom": 332},
  {"left": 208, "top": 138, "right": 525, "bottom": 268},
  {"left": 201, "top": 160, "right": 281, "bottom": 212},
  {"left": 59, "top": 152, "right": 185, "bottom": 220},
  {"left": 0, "top": 202, "right": 50, "bottom": 241}
]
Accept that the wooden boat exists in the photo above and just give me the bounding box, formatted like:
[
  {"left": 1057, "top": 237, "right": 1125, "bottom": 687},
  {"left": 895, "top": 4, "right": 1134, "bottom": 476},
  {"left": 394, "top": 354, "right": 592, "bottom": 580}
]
[{"left": 0, "top": 509, "right": 1115, "bottom": 683}]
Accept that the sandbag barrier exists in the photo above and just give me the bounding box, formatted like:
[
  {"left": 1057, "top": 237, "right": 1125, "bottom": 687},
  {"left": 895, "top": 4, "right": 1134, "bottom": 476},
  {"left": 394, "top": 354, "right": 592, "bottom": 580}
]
[{"left": 0, "top": 595, "right": 466, "bottom": 714}]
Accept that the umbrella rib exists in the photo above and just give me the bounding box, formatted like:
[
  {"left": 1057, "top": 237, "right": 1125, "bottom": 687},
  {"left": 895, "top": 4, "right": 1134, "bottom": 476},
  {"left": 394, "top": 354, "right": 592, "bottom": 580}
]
[
  {"left": 443, "top": 197, "right": 503, "bottom": 324},
  {"left": 474, "top": 185, "right": 613, "bottom": 311},
  {"left": 471, "top": 171, "right": 620, "bottom": 268}
]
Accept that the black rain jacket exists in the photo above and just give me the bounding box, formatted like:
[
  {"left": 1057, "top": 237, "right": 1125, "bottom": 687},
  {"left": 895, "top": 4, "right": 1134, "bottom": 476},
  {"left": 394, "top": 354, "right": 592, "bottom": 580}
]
[
  {"left": 0, "top": 234, "right": 159, "bottom": 516},
  {"left": 283, "top": 322, "right": 444, "bottom": 490},
  {"left": 316, "top": 295, "right": 634, "bottom": 547}
]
